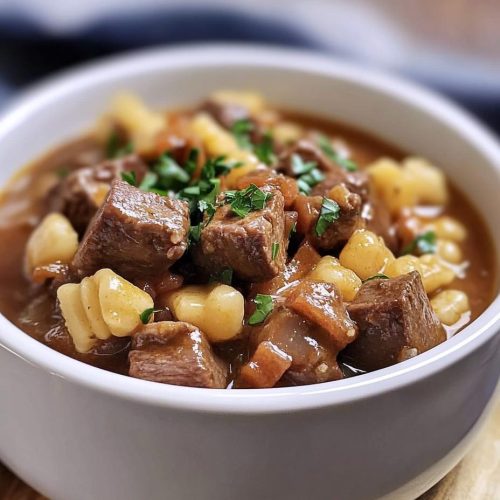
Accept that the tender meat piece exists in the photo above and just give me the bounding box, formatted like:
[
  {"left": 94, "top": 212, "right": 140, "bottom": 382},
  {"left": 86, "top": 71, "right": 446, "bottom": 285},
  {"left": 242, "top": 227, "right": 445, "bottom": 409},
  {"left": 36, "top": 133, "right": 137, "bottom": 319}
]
[
  {"left": 277, "top": 139, "right": 335, "bottom": 176},
  {"left": 235, "top": 341, "right": 292, "bottom": 388},
  {"left": 194, "top": 187, "right": 287, "bottom": 281},
  {"left": 129, "top": 321, "right": 227, "bottom": 388},
  {"left": 201, "top": 99, "right": 251, "bottom": 130},
  {"left": 294, "top": 186, "right": 363, "bottom": 250},
  {"left": 250, "top": 307, "right": 343, "bottom": 385},
  {"left": 251, "top": 240, "right": 321, "bottom": 296},
  {"left": 363, "top": 195, "right": 398, "bottom": 252},
  {"left": 72, "top": 179, "right": 189, "bottom": 279},
  {"left": 51, "top": 155, "right": 148, "bottom": 234},
  {"left": 286, "top": 280, "right": 358, "bottom": 350},
  {"left": 235, "top": 169, "right": 299, "bottom": 208},
  {"left": 345, "top": 271, "right": 446, "bottom": 371},
  {"left": 311, "top": 169, "right": 370, "bottom": 203}
]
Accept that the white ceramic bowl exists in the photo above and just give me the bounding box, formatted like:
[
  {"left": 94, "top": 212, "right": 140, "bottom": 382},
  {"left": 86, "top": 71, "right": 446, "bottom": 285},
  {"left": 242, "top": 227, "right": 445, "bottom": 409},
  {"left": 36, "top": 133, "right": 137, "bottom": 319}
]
[{"left": 0, "top": 45, "right": 498, "bottom": 500}]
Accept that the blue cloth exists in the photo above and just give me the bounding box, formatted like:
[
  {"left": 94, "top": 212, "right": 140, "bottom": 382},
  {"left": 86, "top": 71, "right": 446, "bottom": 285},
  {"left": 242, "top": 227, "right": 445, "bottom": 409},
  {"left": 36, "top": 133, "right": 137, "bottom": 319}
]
[{"left": 0, "top": 6, "right": 498, "bottom": 134}]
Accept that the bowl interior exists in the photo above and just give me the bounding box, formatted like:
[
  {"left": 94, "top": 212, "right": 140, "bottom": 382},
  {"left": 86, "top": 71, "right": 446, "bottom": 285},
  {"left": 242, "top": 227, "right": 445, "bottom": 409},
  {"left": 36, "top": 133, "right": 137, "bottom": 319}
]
[{"left": 0, "top": 45, "right": 498, "bottom": 411}]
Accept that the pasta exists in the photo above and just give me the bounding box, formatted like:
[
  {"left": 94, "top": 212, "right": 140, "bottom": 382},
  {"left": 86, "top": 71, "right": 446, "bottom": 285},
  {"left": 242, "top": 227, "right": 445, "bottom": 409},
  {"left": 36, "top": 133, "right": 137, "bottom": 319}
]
[
  {"left": 25, "top": 213, "right": 79, "bottom": 272},
  {"left": 57, "top": 268, "right": 153, "bottom": 353},
  {"left": 166, "top": 283, "right": 244, "bottom": 342}
]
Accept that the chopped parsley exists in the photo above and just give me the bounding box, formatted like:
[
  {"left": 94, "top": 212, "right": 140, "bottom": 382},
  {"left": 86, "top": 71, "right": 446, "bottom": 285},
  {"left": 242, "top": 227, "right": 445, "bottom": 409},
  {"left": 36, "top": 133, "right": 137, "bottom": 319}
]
[
  {"left": 254, "top": 132, "right": 276, "bottom": 165},
  {"left": 315, "top": 197, "right": 341, "bottom": 237},
  {"left": 248, "top": 294, "right": 274, "bottom": 326},
  {"left": 184, "top": 148, "right": 199, "bottom": 176},
  {"left": 271, "top": 242, "right": 280, "bottom": 261},
  {"left": 224, "top": 184, "right": 272, "bottom": 218},
  {"left": 209, "top": 267, "right": 233, "bottom": 286},
  {"left": 121, "top": 171, "right": 137, "bottom": 186},
  {"left": 106, "top": 132, "right": 134, "bottom": 159},
  {"left": 289, "top": 221, "right": 297, "bottom": 238},
  {"left": 317, "top": 134, "right": 358, "bottom": 172},
  {"left": 231, "top": 119, "right": 254, "bottom": 150},
  {"left": 138, "top": 171, "right": 159, "bottom": 191},
  {"left": 189, "top": 223, "right": 202, "bottom": 243},
  {"left": 153, "top": 154, "right": 190, "bottom": 191},
  {"left": 291, "top": 154, "right": 325, "bottom": 195},
  {"left": 363, "top": 274, "right": 390, "bottom": 283},
  {"left": 140, "top": 307, "right": 160, "bottom": 324},
  {"left": 402, "top": 230, "right": 437, "bottom": 256}
]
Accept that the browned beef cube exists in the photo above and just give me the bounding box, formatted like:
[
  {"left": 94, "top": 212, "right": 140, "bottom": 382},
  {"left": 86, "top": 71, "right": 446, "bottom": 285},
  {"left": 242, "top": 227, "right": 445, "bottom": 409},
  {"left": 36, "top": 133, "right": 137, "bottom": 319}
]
[
  {"left": 363, "top": 194, "right": 399, "bottom": 252},
  {"left": 345, "top": 271, "right": 446, "bottom": 370},
  {"left": 250, "top": 307, "right": 343, "bottom": 385},
  {"left": 195, "top": 187, "right": 287, "bottom": 281},
  {"left": 294, "top": 187, "right": 363, "bottom": 250},
  {"left": 286, "top": 280, "right": 358, "bottom": 351},
  {"left": 72, "top": 179, "right": 189, "bottom": 279},
  {"left": 51, "top": 155, "right": 148, "bottom": 234},
  {"left": 235, "top": 341, "right": 292, "bottom": 389},
  {"left": 201, "top": 100, "right": 251, "bottom": 130},
  {"left": 311, "top": 169, "right": 370, "bottom": 203},
  {"left": 129, "top": 321, "right": 227, "bottom": 388}
]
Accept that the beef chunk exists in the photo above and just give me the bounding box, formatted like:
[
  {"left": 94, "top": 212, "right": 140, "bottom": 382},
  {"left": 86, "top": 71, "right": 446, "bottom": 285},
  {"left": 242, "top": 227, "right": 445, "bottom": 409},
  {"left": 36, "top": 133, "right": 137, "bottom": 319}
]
[
  {"left": 235, "top": 341, "right": 292, "bottom": 388},
  {"left": 129, "top": 321, "right": 227, "bottom": 388},
  {"left": 195, "top": 187, "right": 287, "bottom": 281},
  {"left": 235, "top": 169, "right": 298, "bottom": 208},
  {"left": 72, "top": 179, "right": 189, "bottom": 279},
  {"left": 345, "top": 271, "right": 445, "bottom": 370},
  {"left": 311, "top": 169, "right": 370, "bottom": 203},
  {"left": 277, "top": 139, "right": 334, "bottom": 176},
  {"left": 363, "top": 195, "right": 399, "bottom": 252},
  {"left": 51, "top": 155, "right": 148, "bottom": 234},
  {"left": 294, "top": 185, "right": 363, "bottom": 250},
  {"left": 201, "top": 100, "right": 251, "bottom": 130},
  {"left": 286, "top": 280, "right": 358, "bottom": 351},
  {"left": 250, "top": 307, "right": 343, "bottom": 385}
]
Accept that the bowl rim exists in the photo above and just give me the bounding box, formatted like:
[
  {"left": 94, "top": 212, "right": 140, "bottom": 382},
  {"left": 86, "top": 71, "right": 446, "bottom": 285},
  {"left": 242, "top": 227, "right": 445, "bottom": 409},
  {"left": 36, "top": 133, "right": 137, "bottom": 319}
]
[{"left": 0, "top": 43, "right": 498, "bottom": 415}]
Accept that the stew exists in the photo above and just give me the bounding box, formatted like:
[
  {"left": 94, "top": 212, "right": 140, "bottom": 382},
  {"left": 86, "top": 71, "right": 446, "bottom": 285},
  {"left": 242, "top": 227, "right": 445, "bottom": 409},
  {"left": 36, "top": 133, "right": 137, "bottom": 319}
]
[{"left": 0, "top": 91, "right": 496, "bottom": 388}]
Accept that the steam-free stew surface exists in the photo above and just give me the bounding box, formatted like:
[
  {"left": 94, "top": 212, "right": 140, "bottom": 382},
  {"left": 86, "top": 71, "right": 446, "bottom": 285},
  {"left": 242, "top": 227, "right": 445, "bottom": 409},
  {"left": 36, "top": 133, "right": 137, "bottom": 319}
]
[{"left": 0, "top": 99, "right": 496, "bottom": 386}]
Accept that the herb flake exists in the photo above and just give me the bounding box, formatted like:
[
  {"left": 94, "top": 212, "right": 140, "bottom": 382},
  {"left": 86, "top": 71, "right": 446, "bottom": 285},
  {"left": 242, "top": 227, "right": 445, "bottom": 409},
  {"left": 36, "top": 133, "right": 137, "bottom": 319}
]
[
  {"left": 317, "top": 134, "right": 358, "bottom": 172},
  {"left": 225, "top": 184, "right": 271, "bottom": 218},
  {"left": 363, "top": 274, "right": 390, "bottom": 283},
  {"left": 271, "top": 242, "right": 280, "bottom": 261},
  {"left": 231, "top": 119, "right": 254, "bottom": 150},
  {"left": 140, "top": 307, "right": 159, "bottom": 324},
  {"left": 315, "top": 197, "right": 341, "bottom": 237},
  {"left": 402, "top": 231, "right": 437, "bottom": 256},
  {"left": 121, "top": 171, "right": 137, "bottom": 187},
  {"left": 248, "top": 294, "right": 274, "bottom": 326}
]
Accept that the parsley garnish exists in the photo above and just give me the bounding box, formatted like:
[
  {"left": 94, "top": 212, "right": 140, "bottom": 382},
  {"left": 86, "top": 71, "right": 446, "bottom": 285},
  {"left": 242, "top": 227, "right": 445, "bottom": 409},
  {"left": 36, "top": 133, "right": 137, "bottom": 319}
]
[
  {"left": 402, "top": 231, "right": 437, "bottom": 256},
  {"left": 315, "top": 197, "right": 341, "bottom": 237},
  {"left": 317, "top": 135, "right": 358, "bottom": 172},
  {"left": 154, "top": 154, "right": 190, "bottom": 191},
  {"left": 140, "top": 307, "right": 160, "bottom": 324},
  {"left": 189, "top": 224, "right": 202, "bottom": 243},
  {"left": 254, "top": 132, "right": 276, "bottom": 165},
  {"left": 248, "top": 294, "right": 274, "bottom": 325},
  {"left": 271, "top": 242, "right": 280, "bottom": 261},
  {"left": 184, "top": 148, "right": 199, "bottom": 176},
  {"left": 224, "top": 184, "right": 272, "bottom": 218},
  {"left": 289, "top": 221, "right": 297, "bottom": 238},
  {"left": 363, "top": 274, "right": 390, "bottom": 283},
  {"left": 209, "top": 268, "right": 233, "bottom": 286},
  {"left": 106, "top": 132, "right": 134, "bottom": 159},
  {"left": 231, "top": 119, "right": 254, "bottom": 150},
  {"left": 291, "top": 154, "right": 325, "bottom": 194},
  {"left": 121, "top": 171, "right": 137, "bottom": 186},
  {"left": 138, "top": 171, "right": 158, "bottom": 191}
]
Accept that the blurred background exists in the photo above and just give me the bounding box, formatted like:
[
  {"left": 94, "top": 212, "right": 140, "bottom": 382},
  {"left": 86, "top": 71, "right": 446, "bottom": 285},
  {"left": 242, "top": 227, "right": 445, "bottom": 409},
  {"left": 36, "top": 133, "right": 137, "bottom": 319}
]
[{"left": 0, "top": 0, "right": 499, "bottom": 133}]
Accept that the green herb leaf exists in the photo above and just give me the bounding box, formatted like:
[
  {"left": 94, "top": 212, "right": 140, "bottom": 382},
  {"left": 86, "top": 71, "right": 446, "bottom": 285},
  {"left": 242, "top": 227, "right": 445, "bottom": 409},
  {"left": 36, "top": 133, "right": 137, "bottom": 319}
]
[
  {"left": 140, "top": 307, "right": 159, "bottom": 324},
  {"left": 106, "top": 132, "right": 134, "bottom": 159},
  {"left": 184, "top": 148, "right": 200, "bottom": 176},
  {"left": 254, "top": 132, "right": 276, "bottom": 165},
  {"left": 121, "top": 171, "right": 137, "bottom": 187},
  {"left": 271, "top": 242, "right": 280, "bottom": 261},
  {"left": 289, "top": 221, "right": 297, "bottom": 238},
  {"left": 225, "top": 184, "right": 271, "bottom": 218},
  {"left": 189, "top": 223, "right": 202, "bottom": 243},
  {"left": 231, "top": 119, "right": 254, "bottom": 150},
  {"left": 315, "top": 197, "right": 341, "bottom": 237},
  {"left": 291, "top": 154, "right": 317, "bottom": 175},
  {"left": 138, "top": 171, "right": 158, "bottom": 191},
  {"left": 209, "top": 267, "right": 233, "bottom": 286},
  {"left": 248, "top": 294, "right": 274, "bottom": 326},
  {"left": 317, "top": 134, "right": 358, "bottom": 172},
  {"left": 363, "top": 274, "right": 390, "bottom": 283},
  {"left": 402, "top": 230, "right": 437, "bottom": 256},
  {"left": 154, "top": 154, "right": 190, "bottom": 190}
]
